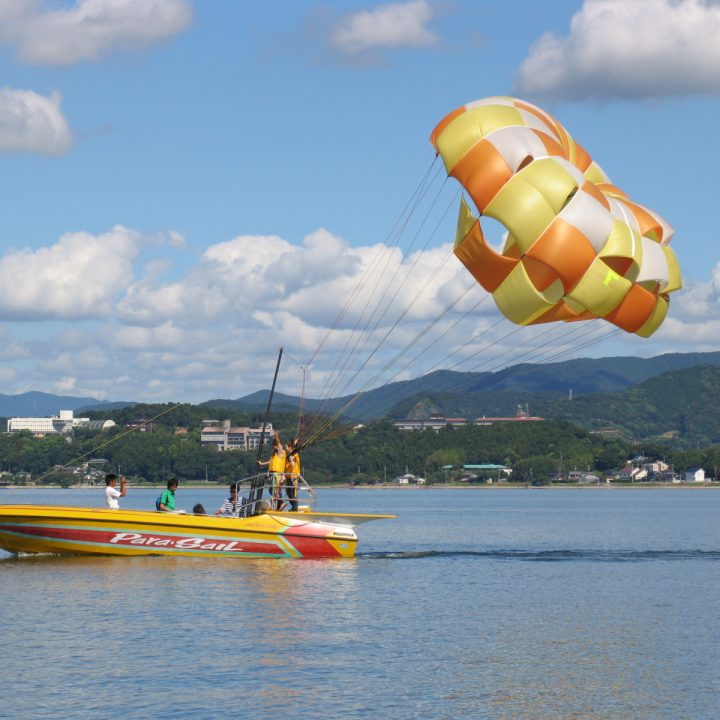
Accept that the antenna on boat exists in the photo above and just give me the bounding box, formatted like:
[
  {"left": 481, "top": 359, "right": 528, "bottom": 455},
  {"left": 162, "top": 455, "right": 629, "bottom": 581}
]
[{"left": 247, "top": 347, "right": 284, "bottom": 514}]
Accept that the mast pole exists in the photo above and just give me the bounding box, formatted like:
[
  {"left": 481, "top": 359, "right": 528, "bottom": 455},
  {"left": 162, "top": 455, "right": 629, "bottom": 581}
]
[
  {"left": 248, "top": 347, "right": 283, "bottom": 514},
  {"left": 297, "top": 364, "right": 307, "bottom": 442}
]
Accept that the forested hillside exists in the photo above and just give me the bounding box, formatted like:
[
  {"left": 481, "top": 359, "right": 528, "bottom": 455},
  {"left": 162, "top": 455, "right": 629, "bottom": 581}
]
[
  {"left": 3, "top": 356, "right": 720, "bottom": 484},
  {"left": 206, "top": 351, "right": 720, "bottom": 422},
  {"left": 2, "top": 410, "right": 719, "bottom": 486},
  {"left": 392, "top": 365, "right": 720, "bottom": 448}
]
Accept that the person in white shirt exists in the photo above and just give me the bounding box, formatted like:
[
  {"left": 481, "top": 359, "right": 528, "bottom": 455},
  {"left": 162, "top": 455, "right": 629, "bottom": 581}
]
[{"left": 104, "top": 473, "right": 127, "bottom": 509}]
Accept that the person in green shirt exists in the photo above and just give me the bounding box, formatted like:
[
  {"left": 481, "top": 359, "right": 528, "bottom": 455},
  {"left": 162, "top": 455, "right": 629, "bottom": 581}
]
[{"left": 158, "top": 478, "right": 179, "bottom": 511}]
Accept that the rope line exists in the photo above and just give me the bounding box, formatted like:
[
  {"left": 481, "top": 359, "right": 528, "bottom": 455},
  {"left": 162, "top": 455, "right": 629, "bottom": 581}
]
[
  {"left": 300, "top": 193, "right": 458, "bottom": 438},
  {"left": 34, "top": 403, "right": 182, "bottom": 484}
]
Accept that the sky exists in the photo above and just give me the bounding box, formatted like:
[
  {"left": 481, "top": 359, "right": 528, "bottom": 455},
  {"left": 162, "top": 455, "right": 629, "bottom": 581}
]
[{"left": 0, "top": 0, "right": 719, "bottom": 405}]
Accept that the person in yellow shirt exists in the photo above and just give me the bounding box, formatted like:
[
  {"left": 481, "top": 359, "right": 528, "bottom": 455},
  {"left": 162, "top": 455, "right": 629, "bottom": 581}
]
[
  {"left": 258, "top": 431, "right": 286, "bottom": 510},
  {"left": 284, "top": 438, "right": 301, "bottom": 512}
]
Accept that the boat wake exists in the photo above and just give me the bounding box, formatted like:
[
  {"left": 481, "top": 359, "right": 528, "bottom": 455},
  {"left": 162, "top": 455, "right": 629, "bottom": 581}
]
[{"left": 357, "top": 549, "right": 720, "bottom": 562}]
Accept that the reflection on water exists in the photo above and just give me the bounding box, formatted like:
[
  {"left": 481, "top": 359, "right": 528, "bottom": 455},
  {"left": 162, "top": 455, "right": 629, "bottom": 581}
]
[{"left": 1, "top": 488, "right": 719, "bottom": 719}]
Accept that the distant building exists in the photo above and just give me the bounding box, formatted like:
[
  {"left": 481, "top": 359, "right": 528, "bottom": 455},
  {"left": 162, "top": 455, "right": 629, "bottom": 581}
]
[
  {"left": 393, "top": 473, "right": 426, "bottom": 485},
  {"left": 643, "top": 460, "right": 669, "bottom": 473},
  {"left": 7, "top": 410, "right": 115, "bottom": 435},
  {"left": 442, "top": 464, "right": 512, "bottom": 482},
  {"left": 685, "top": 467, "right": 706, "bottom": 483},
  {"left": 588, "top": 427, "right": 622, "bottom": 436},
  {"left": 394, "top": 414, "right": 467, "bottom": 431},
  {"left": 83, "top": 420, "right": 117, "bottom": 432},
  {"left": 616, "top": 465, "right": 647, "bottom": 482},
  {"left": 124, "top": 419, "right": 154, "bottom": 432},
  {"left": 395, "top": 408, "right": 542, "bottom": 432},
  {"left": 201, "top": 420, "right": 273, "bottom": 452},
  {"left": 616, "top": 458, "right": 672, "bottom": 483},
  {"left": 577, "top": 473, "right": 601, "bottom": 484},
  {"left": 473, "top": 408, "right": 544, "bottom": 426}
]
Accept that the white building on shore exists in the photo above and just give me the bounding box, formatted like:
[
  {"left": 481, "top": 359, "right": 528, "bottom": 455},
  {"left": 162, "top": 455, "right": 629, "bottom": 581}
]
[
  {"left": 201, "top": 420, "right": 274, "bottom": 451},
  {"left": 684, "top": 467, "right": 706, "bottom": 483},
  {"left": 394, "top": 409, "right": 543, "bottom": 432},
  {"left": 7, "top": 410, "right": 115, "bottom": 435}
]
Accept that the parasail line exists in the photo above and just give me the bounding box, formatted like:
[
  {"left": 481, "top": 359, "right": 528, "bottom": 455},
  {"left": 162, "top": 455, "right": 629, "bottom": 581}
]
[{"left": 33, "top": 403, "right": 183, "bottom": 485}]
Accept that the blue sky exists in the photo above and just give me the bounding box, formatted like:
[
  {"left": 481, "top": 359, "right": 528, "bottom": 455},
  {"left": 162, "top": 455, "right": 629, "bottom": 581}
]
[{"left": 0, "top": 0, "right": 718, "bottom": 405}]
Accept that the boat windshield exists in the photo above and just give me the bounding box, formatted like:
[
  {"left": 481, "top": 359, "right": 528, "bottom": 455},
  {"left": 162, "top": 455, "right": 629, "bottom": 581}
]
[{"left": 233, "top": 473, "right": 317, "bottom": 517}]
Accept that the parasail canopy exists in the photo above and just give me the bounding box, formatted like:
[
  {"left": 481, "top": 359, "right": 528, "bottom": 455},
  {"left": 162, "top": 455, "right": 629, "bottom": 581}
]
[{"left": 430, "top": 96, "right": 681, "bottom": 337}]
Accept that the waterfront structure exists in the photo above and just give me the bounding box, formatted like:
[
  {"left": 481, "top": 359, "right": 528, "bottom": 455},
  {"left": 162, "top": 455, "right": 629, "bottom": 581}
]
[
  {"left": 393, "top": 473, "right": 426, "bottom": 485},
  {"left": 684, "top": 467, "right": 706, "bottom": 483},
  {"left": 6, "top": 410, "right": 115, "bottom": 435},
  {"left": 441, "top": 464, "right": 512, "bottom": 482},
  {"left": 201, "top": 420, "right": 274, "bottom": 451}
]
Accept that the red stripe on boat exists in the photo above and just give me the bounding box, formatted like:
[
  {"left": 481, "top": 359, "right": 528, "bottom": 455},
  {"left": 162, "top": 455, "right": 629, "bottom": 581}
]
[
  {"left": 0, "top": 524, "right": 285, "bottom": 555},
  {"left": 283, "top": 532, "right": 344, "bottom": 557}
]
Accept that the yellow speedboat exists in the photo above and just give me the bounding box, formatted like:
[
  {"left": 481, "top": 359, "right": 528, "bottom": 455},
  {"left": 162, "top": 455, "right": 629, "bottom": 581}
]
[
  {"left": 0, "top": 504, "right": 392, "bottom": 559},
  {"left": 0, "top": 476, "right": 393, "bottom": 559}
]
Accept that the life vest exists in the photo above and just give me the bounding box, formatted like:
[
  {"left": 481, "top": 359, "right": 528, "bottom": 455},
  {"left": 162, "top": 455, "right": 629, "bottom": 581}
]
[
  {"left": 287, "top": 451, "right": 301, "bottom": 476},
  {"left": 269, "top": 449, "right": 285, "bottom": 473}
]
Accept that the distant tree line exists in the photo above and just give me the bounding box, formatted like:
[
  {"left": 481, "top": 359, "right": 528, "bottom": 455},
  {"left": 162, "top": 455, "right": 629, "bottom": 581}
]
[{"left": 2, "top": 407, "right": 719, "bottom": 485}]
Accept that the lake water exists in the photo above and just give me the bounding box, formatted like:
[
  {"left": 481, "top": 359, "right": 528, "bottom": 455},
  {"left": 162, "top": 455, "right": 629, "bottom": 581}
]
[{"left": 1, "top": 486, "right": 718, "bottom": 719}]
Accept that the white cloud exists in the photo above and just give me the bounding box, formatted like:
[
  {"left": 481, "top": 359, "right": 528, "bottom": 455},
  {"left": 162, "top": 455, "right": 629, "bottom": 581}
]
[
  {"left": 330, "top": 0, "right": 438, "bottom": 57},
  {"left": 0, "top": 366, "right": 18, "bottom": 383},
  {"left": 40, "top": 347, "right": 110, "bottom": 375},
  {"left": 116, "top": 230, "right": 363, "bottom": 328},
  {"left": 0, "top": 327, "right": 31, "bottom": 360},
  {"left": 0, "top": 87, "right": 72, "bottom": 155},
  {"left": 60, "top": 227, "right": 478, "bottom": 400},
  {"left": 637, "top": 262, "right": 720, "bottom": 350},
  {"left": 115, "top": 228, "right": 468, "bottom": 342},
  {"left": 669, "top": 262, "right": 720, "bottom": 318},
  {"left": 515, "top": 0, "right": 720, "bottom": 100},
  {"left": 0, "top": 226, "right": 141, "bottom": 320},
  {"left": 0, "top": 0, "right": 193, "bottom": 66},
  {"left": 110, "top": 322, "right": 200, "bottom": 352},
  {"left": 3, "top": 221, "right": 718, "bottom": 404},
  {"left": 271, "top": 228, "right": 357, "bottom": 294},
  {"left": 52, "top": 376, "right": 81, "bottom": 395}
]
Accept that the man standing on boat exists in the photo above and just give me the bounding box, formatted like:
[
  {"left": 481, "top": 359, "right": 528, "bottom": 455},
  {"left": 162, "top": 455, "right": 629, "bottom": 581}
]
[
  {"left": 104, "top": 474, "right": 127, "bottom": 509},
  {"left": 284, "top": 439, "right": 301, "bottom": 512},
  {"left": 258, "top": 431, "right": 286, "bottom": 510}
]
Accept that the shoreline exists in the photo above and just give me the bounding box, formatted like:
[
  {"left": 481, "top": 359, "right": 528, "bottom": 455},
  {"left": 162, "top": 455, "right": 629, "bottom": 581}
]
[
  {"left": 1, "top": 482, "right": 717, "bottom": 490},
  {"left": 346, "top": 482, "right": 719, "bottom": 489}
]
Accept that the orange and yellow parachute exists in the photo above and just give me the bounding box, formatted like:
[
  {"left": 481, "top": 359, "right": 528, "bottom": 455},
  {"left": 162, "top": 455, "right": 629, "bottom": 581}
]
[{"left": 430, "top": 96, "right": 681, "bottom": 337}]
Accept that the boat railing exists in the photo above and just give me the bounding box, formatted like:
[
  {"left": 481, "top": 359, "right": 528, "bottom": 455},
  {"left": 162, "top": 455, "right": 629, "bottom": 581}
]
[{"left": 232, "top": 473, "right": 317, "bottom": 517}]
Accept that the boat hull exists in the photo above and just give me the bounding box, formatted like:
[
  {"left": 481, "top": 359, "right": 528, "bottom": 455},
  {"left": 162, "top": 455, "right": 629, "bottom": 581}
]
[{"left": 0, "top": 505, "right": 362, "bottom": 559}]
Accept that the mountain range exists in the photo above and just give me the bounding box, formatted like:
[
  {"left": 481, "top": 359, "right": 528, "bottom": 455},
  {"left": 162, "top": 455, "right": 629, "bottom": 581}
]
[
  {"left": 203, "top": 351, "right": 720, "bottom": 421},
  {"left": 2, "top": 351, "right": 720, "bottom": 447},
  {"left": 0, "top": 391, "right": 112, "bottom": 418}
]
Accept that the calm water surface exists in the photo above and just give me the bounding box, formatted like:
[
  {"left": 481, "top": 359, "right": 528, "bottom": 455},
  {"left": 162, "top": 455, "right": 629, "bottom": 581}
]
[{"left": 1, "top": 486, "right": 718, "bottom": 719}]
